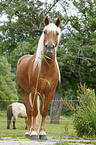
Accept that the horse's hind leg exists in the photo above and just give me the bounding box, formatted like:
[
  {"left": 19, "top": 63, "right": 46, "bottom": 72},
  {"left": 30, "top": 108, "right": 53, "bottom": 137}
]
[
  {"left": 7, "top": 119, "right": 11, "bottom": 129},
  {"left": 7, "top": 105, "right": 13, "bottom": 129},
  {"left": 25, "top": 118, "right": 27, "bottom": 129},
  {"left": 13, "top": 117, "right": 16, "bottom": 129}
]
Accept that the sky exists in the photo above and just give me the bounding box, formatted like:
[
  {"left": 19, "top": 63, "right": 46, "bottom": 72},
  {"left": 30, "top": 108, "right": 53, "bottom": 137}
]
[{"left": 0, "top": 0, "right": 78, "bottom": 25}]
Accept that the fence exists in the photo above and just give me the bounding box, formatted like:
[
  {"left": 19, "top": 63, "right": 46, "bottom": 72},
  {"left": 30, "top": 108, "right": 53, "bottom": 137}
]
[
  {"left": 0, "top": 99, "right": 78, "bottom": 122},
  {"left": 0, "top": 99, "right": 95, "bottom": 137},
  {"left": 0, "top": 99, "right": 75, "bottom": 137},
  {"left": 0, "top": 99, "right": 78, "bottom": 114}
]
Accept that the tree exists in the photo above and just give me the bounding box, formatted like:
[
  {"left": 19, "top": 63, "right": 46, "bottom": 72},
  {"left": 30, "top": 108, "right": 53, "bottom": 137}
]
[
  {"left": 0, "top": 56, "right": 17, "bottom": 110},
  {"left": 0, "top": 0, "right": 63, "bottom": 73},
  {"left": 0, "top": 0, "right": 64, "bottom": 118},
  {"left": 0, "top": 0, "right": 96, "bottom": 119},
  {"left": 50, "top": 0, "right": 96, "bottom": 119},
  {"left": 0, "top": 0, "right": 61, "bottom": 52},
  {"left": 58, "top": 0, "right": 96, "bottom": 93},
  {"left": 50, "top": 90, "right": 63, "bottom": 124}
]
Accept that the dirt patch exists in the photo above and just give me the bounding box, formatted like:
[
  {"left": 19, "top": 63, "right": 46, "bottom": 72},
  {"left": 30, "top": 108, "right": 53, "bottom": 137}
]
[{"left": 0, "top": 137, "right": 96, "bottom": 145}]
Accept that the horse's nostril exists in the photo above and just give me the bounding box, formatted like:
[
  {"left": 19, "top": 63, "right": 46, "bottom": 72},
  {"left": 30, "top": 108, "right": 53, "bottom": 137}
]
[
  {"left": 45, "top": 44, "right": 55, "bottom": 49},
  {"left": 45, "top": 45, "right": 47, "bottom": 48}
]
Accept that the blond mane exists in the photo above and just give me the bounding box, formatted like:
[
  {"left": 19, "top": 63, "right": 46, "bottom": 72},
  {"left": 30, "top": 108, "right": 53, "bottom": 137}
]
[{"left": 33, "top": 23, "right": 61, "bottom": 82}]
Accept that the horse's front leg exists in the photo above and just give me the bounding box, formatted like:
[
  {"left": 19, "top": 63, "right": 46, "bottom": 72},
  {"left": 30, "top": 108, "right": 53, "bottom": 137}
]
[
  {"left": 30, "top": 93, "right": 38, "bottom": 140},
  {"left": 39, "top": 90, "right": 55, "bottom": 140},
  {"left": 18, "top": 86, "right": 32, "bottom": 138}
]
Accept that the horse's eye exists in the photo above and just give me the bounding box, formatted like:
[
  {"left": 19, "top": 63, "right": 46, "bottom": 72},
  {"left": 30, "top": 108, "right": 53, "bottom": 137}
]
[
  {"left": 57, "top": 32, "right": 59, "bottom": 35},
  {"left": 44, "top": 31, "right": 46, "bottom": 34}
]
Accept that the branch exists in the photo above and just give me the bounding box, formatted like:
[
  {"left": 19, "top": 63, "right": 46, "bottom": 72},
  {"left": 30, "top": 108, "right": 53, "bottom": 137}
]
[
  {"left": 69, "top": 54, "right": 96, "bottom": 62},
  {"left": 39, "top": 0, "right": 60, "bottom": 17}
]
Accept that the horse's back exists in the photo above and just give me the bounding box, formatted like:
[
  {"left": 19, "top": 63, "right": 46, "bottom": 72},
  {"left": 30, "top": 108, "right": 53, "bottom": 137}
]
[{"left": 12, "top": 103, "right": 27, "bottom": 118}]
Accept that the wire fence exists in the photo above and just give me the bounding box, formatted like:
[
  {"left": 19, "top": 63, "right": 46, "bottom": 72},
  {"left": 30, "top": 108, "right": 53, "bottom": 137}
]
[
  {"left": 0, "top": 100, "right": 78, "bottom": 102},
  {"left": 0, "top": 99, "right": 75, "bottom": 122},
  {"left": 0, "top": 100, "right": 95, "bottom": 137}
]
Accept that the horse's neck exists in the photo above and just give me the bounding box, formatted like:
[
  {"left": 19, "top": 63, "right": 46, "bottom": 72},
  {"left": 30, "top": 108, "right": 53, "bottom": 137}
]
[
  {"left": 41, "top": 51, "right": 61, "bottom": 83},
  {"left": 42, "top": 51, "right": 56, "bottom": 67}
]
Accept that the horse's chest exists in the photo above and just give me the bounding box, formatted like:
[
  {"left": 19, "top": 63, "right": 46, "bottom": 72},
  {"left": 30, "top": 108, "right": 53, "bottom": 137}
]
[
  {"left": 30, "top": 65, "right": 59, "bottom": 94},
  {"left": 38, "top": 72, "right": 58, "bottom": 94}
]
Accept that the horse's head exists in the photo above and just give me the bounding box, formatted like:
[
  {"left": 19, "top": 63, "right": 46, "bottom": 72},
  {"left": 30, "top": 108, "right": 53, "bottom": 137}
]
[{"left": 43, "top": 16, "right": 61, "bottom": 55}]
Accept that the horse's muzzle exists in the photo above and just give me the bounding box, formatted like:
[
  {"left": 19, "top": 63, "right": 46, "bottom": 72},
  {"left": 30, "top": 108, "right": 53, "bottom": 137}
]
[{"left": 45, "top": 44, "right": 55, "bottom": 55}]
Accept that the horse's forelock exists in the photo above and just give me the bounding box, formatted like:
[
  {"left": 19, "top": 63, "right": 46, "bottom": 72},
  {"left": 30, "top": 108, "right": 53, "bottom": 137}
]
[
  {"left": 44, "top": 23, "right": 61, "bottom": 45},
  {"left": 44, "top": 23, "right": 60, "bottom": 34}
]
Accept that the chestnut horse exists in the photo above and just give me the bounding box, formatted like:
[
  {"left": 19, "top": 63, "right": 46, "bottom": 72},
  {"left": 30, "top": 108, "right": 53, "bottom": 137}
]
[{"left": 16, "top": 16, "right": 61, "bottom": 140}]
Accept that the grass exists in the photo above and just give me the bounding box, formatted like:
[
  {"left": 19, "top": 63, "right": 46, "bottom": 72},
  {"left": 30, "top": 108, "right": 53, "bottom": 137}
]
[
  {"left": 55, "top": 141, "right": 96, "bottom": 145},
  {"left": 0, "top": 112, "right": 76, "bottom": 138},
  {"left": 0, "top": 111, "right": 96, "bottom": 145}
]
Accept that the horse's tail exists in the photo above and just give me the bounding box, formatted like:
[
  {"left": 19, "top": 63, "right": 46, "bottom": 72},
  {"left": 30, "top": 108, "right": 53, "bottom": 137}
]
[
  {"left": 7, "top": 105, "right": 13, "bottom": 129},
  {"left": 29, "top": 94, "right": 40, "bottom": 125},
  {"left": 36, "top": 96, "right": 40, "bottom": 125}
]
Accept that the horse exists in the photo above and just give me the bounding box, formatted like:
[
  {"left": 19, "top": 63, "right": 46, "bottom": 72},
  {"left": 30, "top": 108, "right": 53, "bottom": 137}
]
[
  {"left": 16, "top": 16, "right": 61, "bottom": 140},
  {"left": 7, "top": 102, "right": 27, "bottom": 129}
]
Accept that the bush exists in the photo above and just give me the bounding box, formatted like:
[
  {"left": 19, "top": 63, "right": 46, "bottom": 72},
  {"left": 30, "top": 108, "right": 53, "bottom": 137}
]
[
  {"left": 62, "top": 83, "right": 96, "bottom": 137},
  {"left": 74, "top": 83, "right": 96, "bottom": 137}
]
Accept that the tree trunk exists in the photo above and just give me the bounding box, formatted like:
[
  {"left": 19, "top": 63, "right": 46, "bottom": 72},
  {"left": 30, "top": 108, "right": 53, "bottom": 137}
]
[{"left": 50, "top": 91, "right": 63, "bottom": 124}]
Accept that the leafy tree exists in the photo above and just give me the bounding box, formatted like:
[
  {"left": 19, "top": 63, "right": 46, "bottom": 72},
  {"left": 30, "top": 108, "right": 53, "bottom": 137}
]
[
  {"left": 0, "top": 0, "right": 63, "bottom": 73},
  {"left": 0, "top": 56, "right": 17, "bottom": 110},
  {"left": 58, "top": 0, "right": 96, "bottom": 94},
  {"left": 0, "top": 0, "right": 96, "bottom": 116},
  {"left": 0, "top": 0, "right": 61, "bottom": 52}
]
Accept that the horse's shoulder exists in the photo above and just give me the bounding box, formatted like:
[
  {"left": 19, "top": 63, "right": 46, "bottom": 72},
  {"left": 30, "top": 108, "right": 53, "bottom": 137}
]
[{"left": 17, "top": 54, "right": 36, "bottom": 68}]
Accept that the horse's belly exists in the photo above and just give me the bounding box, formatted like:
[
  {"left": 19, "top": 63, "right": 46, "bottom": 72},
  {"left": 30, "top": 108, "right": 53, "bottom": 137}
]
[
  {"left": 19, "top": 113, "right": 27, "bottom": 118},
  {"left": 18, "top": 107, "right": 27, "bottom": 118}
]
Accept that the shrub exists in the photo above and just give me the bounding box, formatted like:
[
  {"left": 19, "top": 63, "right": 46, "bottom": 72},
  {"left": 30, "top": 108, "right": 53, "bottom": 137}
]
[
  {"left": 74, "top": 83, "right": 96, "bottom": 137},
  {"left": 62, "top": 83, "right": 96, "bottom": 137}
]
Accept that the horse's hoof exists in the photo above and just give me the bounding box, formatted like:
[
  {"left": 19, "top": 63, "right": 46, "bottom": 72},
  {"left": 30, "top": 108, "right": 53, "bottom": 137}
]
[
  {"left": 24, "top": 134, "right": 30, "bottom": 138},
  {"left": 30, "top": 135, "right": 38, "bottom": 140},
  {"left": 13, "top": 128, "right": 16, "bottom": 129},
  {"left": 39, "top": 135, "right": 47, "bottom": 140}
]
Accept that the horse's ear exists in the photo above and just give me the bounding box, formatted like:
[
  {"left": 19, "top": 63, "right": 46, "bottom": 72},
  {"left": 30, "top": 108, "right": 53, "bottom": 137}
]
[
  {"left": 44, "top": 16, "right": 50, "bottom": 26},
  {"left": 55, "top": 17, "right": 61, "bottom": 27}
]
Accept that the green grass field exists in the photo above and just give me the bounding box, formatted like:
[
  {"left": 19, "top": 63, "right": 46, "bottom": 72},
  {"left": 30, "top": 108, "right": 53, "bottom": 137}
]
[
  {"left": 0, "top": 111, "right": 96, "bottom": 145},
  {"left": 0, "top": 111, "right": 76, "bottom": 138}
]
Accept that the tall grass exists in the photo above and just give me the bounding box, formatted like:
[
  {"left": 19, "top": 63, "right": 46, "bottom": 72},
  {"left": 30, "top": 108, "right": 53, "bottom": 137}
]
[{"left": 62, "top": 83, "right": 96, "bottom": 137}]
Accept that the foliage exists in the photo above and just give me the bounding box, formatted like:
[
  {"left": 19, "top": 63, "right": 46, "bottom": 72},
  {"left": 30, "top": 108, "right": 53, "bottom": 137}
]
[
  {"left": 0, "top": 0, "right": 63, "bottom": 72},
  {"left": 0, "top": 0, "right": 96, "bottom": 114},
  {"left": 0, "top": 0, "right": 62, "bottom": 53},
  {"left": 0, "top": 56, "right": 18, "bottom": 110},
  {"left": 7, "top": 39, "right": 37, "bottom": 74},
  {"left": 74, "top": 83, "right": 96, "bottom": 137},
  {"left": 61, "top": 89, "right": 77, "bottom": 115},
  {"left": 58, "top": 0, "right": 96, "bottom": 94},
  {"left": 63, "top": 83, "right": 96, "bottom": 137}
]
